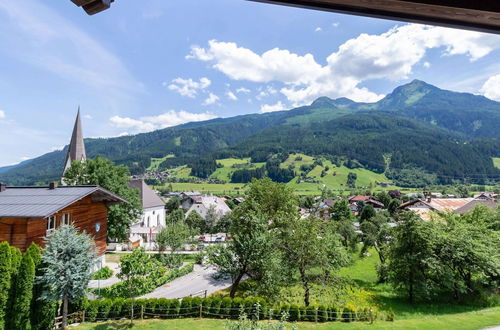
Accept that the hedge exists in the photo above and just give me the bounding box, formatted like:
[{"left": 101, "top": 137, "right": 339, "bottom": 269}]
[
  {"left": 94, "top": 263, "right": 194, "bottom": 299},
  {"left": 82, "top": 297, "right": 374, "bottom": 323}
]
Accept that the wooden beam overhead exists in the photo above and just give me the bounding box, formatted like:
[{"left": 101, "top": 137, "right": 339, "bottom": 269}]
[{"left": 249, "top": 0, "right": 500, "bottom": 34}]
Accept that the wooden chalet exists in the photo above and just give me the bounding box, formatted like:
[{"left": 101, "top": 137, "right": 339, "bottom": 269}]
[{"left": 0, "top": 183, "right": 126, "bottom": 258}]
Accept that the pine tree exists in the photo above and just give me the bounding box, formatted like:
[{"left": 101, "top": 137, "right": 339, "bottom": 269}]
[
  {"left": 11, "top": 253, "right": 35, "bottom": 330},
  {"left": 0, "top": 242, "right": 11, "bottom": 330},
  {"left": 39, "top": 225, "right": 96, "bottom": 329}
]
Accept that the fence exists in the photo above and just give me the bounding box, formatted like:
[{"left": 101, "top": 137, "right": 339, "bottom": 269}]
[{"left": 64, "top": 297, "right": 378, "bottom": 326}]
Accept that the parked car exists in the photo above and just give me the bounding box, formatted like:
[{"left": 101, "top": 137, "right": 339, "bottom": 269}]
[
  {"left": 215, "top": 236, "right": 224, "bottom": 243},
  {"left": 199, "top": 235, "right": 206, "bottom": 242}
]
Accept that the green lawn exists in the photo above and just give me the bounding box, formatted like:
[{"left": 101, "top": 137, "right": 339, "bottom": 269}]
[
  {"left": 147, "top": 154, "right": 175, "bottom": 171},
  {"left": 493, "top": 157, "right": 500, "bottom": 169},
  {"left": 210, "top": 158, "right": 264, "bottom": 182},
  {"left": 74, "top": 307, "right": 500, "bottom": 329}
]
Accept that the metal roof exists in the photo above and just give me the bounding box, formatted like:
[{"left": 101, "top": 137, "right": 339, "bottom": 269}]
[
  {"left": 129, "top": 180, "right": 165, "bottom": 209},
  {"left": 0, "top": 185, "right": 127, "bottom": 218}
]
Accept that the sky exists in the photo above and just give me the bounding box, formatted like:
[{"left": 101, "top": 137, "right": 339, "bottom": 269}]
[{"left": 1, "top": 0, "right": 500, "bottom": 166}]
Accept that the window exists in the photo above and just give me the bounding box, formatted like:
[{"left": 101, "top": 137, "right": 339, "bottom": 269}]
[
  {"left": 62, "top": 213, "right": 72, "bottom": 225},
  {"left": 47, "top": 216, "right": 56, "bottom": 236}
]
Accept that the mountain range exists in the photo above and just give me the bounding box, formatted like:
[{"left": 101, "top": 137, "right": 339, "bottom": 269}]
[{"left": 1, "top": 80, "right": 499, "bottom": 186}]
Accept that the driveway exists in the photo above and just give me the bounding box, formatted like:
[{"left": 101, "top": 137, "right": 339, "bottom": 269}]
[{"left": 139, "top": 264, "right": 232, "bottom": 299}]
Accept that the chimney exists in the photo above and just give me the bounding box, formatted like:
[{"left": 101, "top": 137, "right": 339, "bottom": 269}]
[
  {"left": 49, "top": 182, "right": 58, "bottom": 190},
  {"left": 0, "top": 183, "right": 6, "bottom": 192}
]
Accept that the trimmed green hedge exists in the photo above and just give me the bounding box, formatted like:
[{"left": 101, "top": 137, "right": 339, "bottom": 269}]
[
  {"left": 94, "top": 263, "right": 194, "bottom": 299},
  {"left": 83, "top": 297, "right": 371, "bottom": 323}
]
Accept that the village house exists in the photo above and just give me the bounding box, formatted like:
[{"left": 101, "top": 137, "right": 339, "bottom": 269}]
[
  {"left": 0, "top": 182, "right": 127, "bottom": 266},
  {"left": 400, "top": 197, "right": 498, "bottom": 221},
  {"left": 348, "top": 195, "right": 385, "bottom": 215},
  {"left": 128, "top": 179, "right": 166, "bottom": 248},
  {"left": 180, "top": 192, "right": 231, "bottom": 219}
]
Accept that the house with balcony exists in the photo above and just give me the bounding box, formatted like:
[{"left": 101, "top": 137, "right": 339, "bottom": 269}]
[{"left": 0, "top": 182, "right": 127, "bottom": 265}]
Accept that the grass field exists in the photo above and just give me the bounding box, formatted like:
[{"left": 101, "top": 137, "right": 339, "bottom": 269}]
[
  {"left": 493, "top": 157, "right": 500, "bottom": 169},
  {"left": 74, "top": 307, "right": 500, "bottom": 329},
  {"left": 156, "top": 154, "right": 413, "bottom": 195},
  {"left": 147, "top": 154, "right": 175, "bottom": 171},
  {"left": 210, "top": 158, "right": 264, "bottom": 182}
]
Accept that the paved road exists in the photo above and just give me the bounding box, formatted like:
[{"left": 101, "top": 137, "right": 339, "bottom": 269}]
[{"left": 139, "top": 264, "right": 232, "bottom": 299}]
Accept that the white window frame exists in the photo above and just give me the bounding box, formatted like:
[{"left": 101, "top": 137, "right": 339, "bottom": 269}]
[
  {"left": 62, "top": 213, "right": 72, "bottom": 226},
  {"left": 47, "top": 216, "right": 56, "bottom": 236}
]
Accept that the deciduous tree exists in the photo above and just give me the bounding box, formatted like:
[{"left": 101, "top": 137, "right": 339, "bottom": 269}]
[{"left": 63, "top": 156, "right": 142, "bottom": 241}]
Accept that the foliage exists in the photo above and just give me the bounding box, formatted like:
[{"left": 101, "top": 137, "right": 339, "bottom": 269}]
[
  {"left": 39, "top": 225, "right": 96, "bottom": 328},
  {"left": 63, "top": 156, "right": 142, "bottom": 241},
  {"left": 346, "top": 172, "right": 357, "bottom": 188},
  {"left": 359, "top": 205, "right": 376, "bottom": 223},
  {"left": 330, "top": 200, "right": 357, "bottom": 251},
  {"left": 0, "top": 242, "right": 11, "bottom": 330},
  {"left": 280, "top": 216, "right": 349, "bottom": 306},
  {"left": 92, "top": 266, "right": 113, "bottom": 280},
  {"left": 185, "top": 211, "right": 205, "bottom": 234},
  {"left": 156, "top": 221, "right": 191, "bottom": 255},
  {"left": 5, "top": 246, "right": 21, "bottom": 328},
  {"left": 167, "top": 209, "right": 185, "bottom": 224},
  {"left": 28, "top": 243, "right": 56, "bottom": 330},
  {"left": 10, "top": 253, "right": 35, "bottom": 330},
  {"left": 165, "top": 196, "right": 180, "bottom": 213}
]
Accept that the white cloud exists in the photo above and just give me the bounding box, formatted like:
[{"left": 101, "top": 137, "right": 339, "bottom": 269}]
[
  {"left": 260, "top": 101, "right": 286, "bottom": 113},
  {"left": 236, "top": 87, "right": 250, "bottom": 93},
  {"left": 226, "top": 91, "right": 238, "bottom": 101},
  {"left": 202, "top": 93, "right": 219, "bottom": 106},
  {"left": 188, "top": 24, "right": 500, "bottom": 106},
  {"left": 423, "top": 61, "right": 431, "bottom": 68},
  {"left": 83, "top": 114, "right": 93, "bottom": 119},
  {"left": 110, "top": 110, "right": 217, "bottom": 134},
  {"left": 332, "top": 22, "right": 340, "bottom": 28},
  {"left": 481, "top": 74, "right": 500, "bottom": 101},
  {"left": 0, "top": 110, "right": 5, "bottom": 119},
  {"left": 167, "top": 77, "right": 211, "bottom": 98},
  {"left": 315, "top": 27, "right": 322, "bottom": 32}
]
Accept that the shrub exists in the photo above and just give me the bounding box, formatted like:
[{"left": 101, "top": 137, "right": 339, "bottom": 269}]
[
  {"left": 180, "top": 297, "right": 192, "bottom": 317},
  {"left": 195, "top": 251, "right": 204, "bottom": 265},
  {"left": 92, "top": 266, "right": 113, "bottom": 280},
  {"left": 210, "top": 297, "right": 222, "bottom": 317},
  {"left": 220, "top": 297, "right": 232, "bottom": 317},
  {"left": 305, "top": 305, "right": 317, "bottom": 322},
  {"left": 231, "top": 298, "right": 244, "bottom": 319},
  {"left": 317, "top": 305, "right": 328, "bottom": 322},
  {"left": 109, "top": 298, "right": 124, "bottom": 318},
  {"left": 278, "top": 304, "right": 290, "bottom": 320},
  {"left": 288, "top": 304, "right": 300, "bottom": 321},
  {"left": 97, "top": 299, "right": 112, "bottom": 320},
  {"left": 145, "top": 298, "right": 158, "bottom": 317},
  {"left": 169, "top": 299, "right": 180, "bottom": 316},
  {"left": 191, "top": 297, "right": 202, "bottom": 316},
  {"left": 10, "top": 253, "right": 35, "bottom": 330},
  {"left": 342, "top": 307, "right": 355, "bottom": 322},
  {"left": 85, "top": 300, "right": 99, "bottom": 322},
  {"left": 328, "top": 307, "right": 339, "bottom": 322}
]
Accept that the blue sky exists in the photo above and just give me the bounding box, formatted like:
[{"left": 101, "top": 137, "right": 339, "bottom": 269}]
[{"left": 1, "top": 0, "right": 500, "bottom": 166}]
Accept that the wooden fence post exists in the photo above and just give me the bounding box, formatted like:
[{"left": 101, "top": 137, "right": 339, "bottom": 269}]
[
  {"left": 82, "top": 310, "right": 86, "bottom": 323},
  {"left": 199, "top": 304, "right": 203, "bottom": 319},
  {"left": 140, "top": 305, "right": 144, "bottom": 319}
]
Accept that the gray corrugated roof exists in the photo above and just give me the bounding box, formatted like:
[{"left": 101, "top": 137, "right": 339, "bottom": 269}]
[
  {"left": 129, "top": 180, "right": 165, "bottom": 209},
  {"left": 0, "top": 185, "right": 127, "bottom": 218}
]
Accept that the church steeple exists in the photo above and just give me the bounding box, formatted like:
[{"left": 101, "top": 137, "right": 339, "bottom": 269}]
[{"left": 63, "top": 107, "right": 87, "bottom": 174}]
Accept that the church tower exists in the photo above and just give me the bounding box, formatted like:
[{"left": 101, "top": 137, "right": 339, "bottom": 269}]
[{"left": 63, "top": 107, "right": 87, "bottom": 175}]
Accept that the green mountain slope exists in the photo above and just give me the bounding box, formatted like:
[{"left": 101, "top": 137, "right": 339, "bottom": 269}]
[{"left": 1, "top": 80, "right": 499, "bottom": 186}]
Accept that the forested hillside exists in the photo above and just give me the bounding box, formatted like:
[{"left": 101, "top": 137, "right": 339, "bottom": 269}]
[{"left": 1, "top": 80, "right": 499, "bottom": 186}]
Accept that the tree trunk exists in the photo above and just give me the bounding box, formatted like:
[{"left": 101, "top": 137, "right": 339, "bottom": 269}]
[
  {"left": 300, "top": 268, "right": 310, "bottom": 307},
  {"left": 229, "top": 271, "right": 245, "bottom": 298},
  {"left": 62, "top": 292, "right": 68, "bottom": 329}
]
